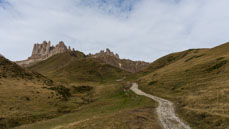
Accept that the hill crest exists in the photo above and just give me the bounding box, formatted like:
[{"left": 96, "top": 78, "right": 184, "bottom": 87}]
[{"left": 16, "top": 41, "right": 149, "bottom": 72}]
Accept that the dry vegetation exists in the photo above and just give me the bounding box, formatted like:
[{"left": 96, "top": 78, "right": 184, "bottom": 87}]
[
  {"left": 0, "top": 57, "right": 95, "bottom": 128},
  {"left": 56, "top": 107, "right": 161, "bottom": 129},
  {"left": 14, "top": 82, "right": 161, "bottom": 129},
  {"left": 3, "top": 43, "right": 229, "bottom": 129},
  {"left": 137, "top": 43, "right": 229, "bottom": 129},
  {"left": 29, "top": 51, "right": 129, "bottom": 84},
  {"left": 0, "top": 54, "right": 161, "bottom": 129}
]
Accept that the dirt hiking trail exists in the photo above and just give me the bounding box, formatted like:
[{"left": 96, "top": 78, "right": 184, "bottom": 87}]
[{"left": 130, "top": 83, "right": 191, "bottom": 129}]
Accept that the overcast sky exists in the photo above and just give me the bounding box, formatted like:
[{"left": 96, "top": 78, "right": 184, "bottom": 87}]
[{"left": 1, "top": 0, "right": 229, "bottom": 62}]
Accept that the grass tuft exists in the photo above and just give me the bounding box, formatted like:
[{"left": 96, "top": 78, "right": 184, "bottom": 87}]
[{"left": 206, "top": 60, "right": 227, "bottom": 72}]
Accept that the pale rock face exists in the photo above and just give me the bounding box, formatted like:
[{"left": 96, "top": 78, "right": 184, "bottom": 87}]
[
  {"left": 90, "top": 48, "right": 149, "bottom": 73},
  {"left": 93, "top": 48, "right": 120, "bottom": 59},
  {"left": 17, "top": 41, "right": 68, "bottom": 67},
  {"left": 30, "top": 41, "right": 67, "bottom": 60},
  {"left": 119, "top": 63, "right": 122, "bottom": 68},
  {"left": 16, "top": 42, "right": 149, "bottom": 72}
]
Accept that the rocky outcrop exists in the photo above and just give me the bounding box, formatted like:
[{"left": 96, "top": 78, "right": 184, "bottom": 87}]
[
  {"left": 30, "top": 41, "right": 68, "bottom": 60},
  {"left": 89, "top": 48, "right": 149, "bottom": 73},
  {"left": 17, "top": 41, "right": 70, "bottom": 67},
  {"left": 16, "top": 41, "right": 149, "bottom": 72},
  {"left": 92, "top": 48, "right": 120, "bottom": 59}
]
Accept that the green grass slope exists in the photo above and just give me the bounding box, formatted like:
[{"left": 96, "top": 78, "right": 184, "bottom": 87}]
[
  {"left": 0, "top": 56, "right": 75, "bottom": 128},
  {"left": 14, "top": 82, "right": 161, "bottom": 129},
  {"left": 137, "top": 42, "right": 229, "bottom": 129},
  {"left": 29, "top": 51, "right": 129, "bottom": 84},
  {"left": 13, "top": 51, "right": 162, "bottom": 129},
  {"left": 1, "top": 54, "right": 134, "bottom": 129}
]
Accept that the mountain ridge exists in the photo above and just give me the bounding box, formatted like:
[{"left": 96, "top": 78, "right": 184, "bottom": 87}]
[
  {"left": 89, "top": 48, "right": 150, "bottom": 72},
  {"left": 1, "top": 42, "right": 229, "bottom": 129},
  {"left": 16, "top": 41, "right": 149, "bottom": 73}
]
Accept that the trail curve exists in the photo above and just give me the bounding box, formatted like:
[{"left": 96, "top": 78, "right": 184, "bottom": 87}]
[{"left": 130, "top": 83, "right": 191, "bottom": 129}]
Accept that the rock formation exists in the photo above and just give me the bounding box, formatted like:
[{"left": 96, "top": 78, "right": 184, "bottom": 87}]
[
  {"left": 92, "top": 48, "right": 119, "bottom": 59},
  {"left": 16, "top": 41, "right": 149, "bottom": 72},
  {"left": 30, "top": 41, "right": 68, "bottom": 60},
  {"left": 90, "top": 48, "right": 149, "bottom": 73},
  {"left": 17, "top": 41, "right": 69, "bottom": 67}
]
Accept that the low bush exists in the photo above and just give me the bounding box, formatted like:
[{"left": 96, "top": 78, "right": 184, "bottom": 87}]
[
  {"left": 148, "top": 81, "right": 158, "bottom": 85},
  {"left": 48, "top": 85, "right": 71, "bottom": 100},
  {"left": 206, "top": 60, "right": 227, "bottom": 72}
]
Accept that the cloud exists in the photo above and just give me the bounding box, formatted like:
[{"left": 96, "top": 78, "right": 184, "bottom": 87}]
[{"left": 0, "top": 0, "right": 229, "bottom": 62}]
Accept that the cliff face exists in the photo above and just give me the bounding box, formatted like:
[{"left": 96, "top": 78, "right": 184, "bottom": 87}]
[
  {"left": 90, "top": 48, "right": 149, "bottom": 73},
  {"left": 17, "top": 41, "right": 69, "bottom": 67},
  {"left": 92, "top": 48, "right": 120, "bottom": 59},
  {"left": 30, "top": 41, "right": 68, "bottom": 60},
  {"left": 17, "top": 41, "right": 149, "bottom": 72}
]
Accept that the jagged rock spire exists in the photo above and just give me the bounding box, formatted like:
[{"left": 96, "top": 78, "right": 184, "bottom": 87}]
[
  {"left": 89, "top": 48, "right": 149, "bottom": 73},
  {"left": 17, "top": 41, "right": 69, "bottom": 67},
  {"left": 31, "top": 41, "right": 68, "bottom": 60},
  {"left": 93, "top": 48, "right": 120, "bottom": 59}
]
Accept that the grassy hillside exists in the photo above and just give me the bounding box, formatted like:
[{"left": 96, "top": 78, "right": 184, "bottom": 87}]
[
  {"left": 0, "top": 56, "right": 57, "bottom": 128},
  {"left": 0, "top": 56, "right": 52, "bottom": 83},
  {"left": 29, "top": 51, "right": 129, "bottom": 84},
  {"left": 16, "top": 51, "right": 162, "bottom": 129},
  {"left": 14, "top": 82, "right": 161, "bottom": 129},
  {"left": 0, "top": 56, "right": 96, "bottom": 129},
  {"left": 137, "top": 43, "right": 229, "bottom": 129}
]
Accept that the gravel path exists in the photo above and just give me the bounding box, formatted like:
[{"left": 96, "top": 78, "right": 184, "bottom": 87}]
[{"left": 130, "top": 83, "right": 191, "bottom": 129}]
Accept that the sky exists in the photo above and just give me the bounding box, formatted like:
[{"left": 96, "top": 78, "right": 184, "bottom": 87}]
[{"left": 1, "top": 0, "right": 229, "bottom": 62}]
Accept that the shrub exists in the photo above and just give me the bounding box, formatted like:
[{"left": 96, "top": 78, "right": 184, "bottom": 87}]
[
  {"left": 72, "top": 86, "right": 93, "bottom": 93},
  {"left": 184, "top": 54, "right": 205, "bottom": 62},
  {"left": 148, "top": 81, "right": 158, "bottom": 85},
  {"left": 48, "top": 85, "right": 71, "bottom": 100},
  {"left": 216, "top": 57, "right": 225, "bottom": 61},
  {"left": 206, "top": 60, "right": 227, "bottom": 72}
]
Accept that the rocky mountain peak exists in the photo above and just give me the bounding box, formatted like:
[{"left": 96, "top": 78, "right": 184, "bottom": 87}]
[
  {"left": 30, "top": 41, "right": 68, "bottom": 60},
  {"left": 105, "top": 48, "right": 120, "bottom": 58},
  {"left": 17, "top": 41, "right": 71, "bottom": 67},
  {"left": 56, "top": 41, "right": 66, "bottom": 47},
  {"left": 106, "top": 48, "right": 111, "bottom": 53},
  {"left": 16, "top": 42, "right": 149, "bottom": 72},
  {"left": 89, "top": 48, "right": 149, "bottom": 73},
  {"left": 94, "top": 48, "right": 119, "bottom": 59}
]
